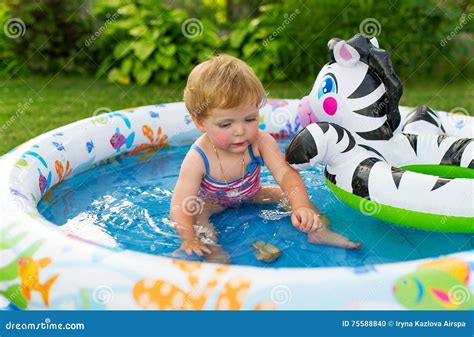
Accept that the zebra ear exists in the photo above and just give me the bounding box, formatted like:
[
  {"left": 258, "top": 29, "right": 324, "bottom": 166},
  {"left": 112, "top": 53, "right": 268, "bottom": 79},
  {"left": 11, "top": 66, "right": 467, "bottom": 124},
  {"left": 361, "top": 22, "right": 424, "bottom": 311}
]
[{"left": 333, "top": 40, "right": 360, "bottom": 67}]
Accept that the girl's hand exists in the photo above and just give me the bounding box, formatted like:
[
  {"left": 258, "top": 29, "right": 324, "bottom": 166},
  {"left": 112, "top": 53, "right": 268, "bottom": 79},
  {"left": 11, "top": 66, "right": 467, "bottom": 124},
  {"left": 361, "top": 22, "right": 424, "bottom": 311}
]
[
  {"left": 173, "top": 238, "right": 212, "bottom": 256},
  {"left": 291, "top": 207, "right": 323, "bottom": 233}
]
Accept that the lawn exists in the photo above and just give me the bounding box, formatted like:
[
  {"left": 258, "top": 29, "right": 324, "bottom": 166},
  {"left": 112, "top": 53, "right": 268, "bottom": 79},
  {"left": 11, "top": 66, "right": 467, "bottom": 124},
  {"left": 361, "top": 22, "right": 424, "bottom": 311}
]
[{"left": 0, "top": 75, "right": 472, "bottom": 155}]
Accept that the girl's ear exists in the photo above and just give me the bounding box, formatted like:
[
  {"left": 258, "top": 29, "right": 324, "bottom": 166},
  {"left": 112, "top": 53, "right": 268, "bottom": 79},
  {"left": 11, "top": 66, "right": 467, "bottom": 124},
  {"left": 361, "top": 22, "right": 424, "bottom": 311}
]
[
  {"left": 333, "top": 40, "right": 360, "bottom": 67},
  {"left": 192, "top": 116, "right": 206, "bottom": 133}
]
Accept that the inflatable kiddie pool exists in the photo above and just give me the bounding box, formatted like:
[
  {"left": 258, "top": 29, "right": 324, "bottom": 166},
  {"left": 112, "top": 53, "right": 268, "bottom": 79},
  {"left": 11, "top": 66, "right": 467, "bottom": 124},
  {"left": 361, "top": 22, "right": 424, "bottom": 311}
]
[{"left": 0, "top": 100, "right": 472, "bottom": 310}]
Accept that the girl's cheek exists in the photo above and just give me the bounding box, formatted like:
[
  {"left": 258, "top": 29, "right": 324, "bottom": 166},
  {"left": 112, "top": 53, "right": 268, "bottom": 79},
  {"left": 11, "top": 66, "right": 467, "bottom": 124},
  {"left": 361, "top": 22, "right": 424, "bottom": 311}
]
[
  {"left": 213, "top": 130, "right": 231, "bottom": 147},
  {"left": 248, "top": 122, "right": 260, "bottom": 141}
]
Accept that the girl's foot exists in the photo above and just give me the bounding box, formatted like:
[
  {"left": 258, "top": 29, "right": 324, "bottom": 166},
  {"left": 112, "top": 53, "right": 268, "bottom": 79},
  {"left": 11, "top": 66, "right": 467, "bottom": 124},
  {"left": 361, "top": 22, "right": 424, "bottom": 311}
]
[{"left": 308, "top": 228, "right": 361, "bottom": 249}]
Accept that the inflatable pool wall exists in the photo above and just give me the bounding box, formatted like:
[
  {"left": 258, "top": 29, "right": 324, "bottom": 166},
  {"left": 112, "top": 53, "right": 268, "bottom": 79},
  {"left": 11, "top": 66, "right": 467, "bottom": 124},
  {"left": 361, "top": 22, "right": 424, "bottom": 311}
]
[{"left": 0, "top": 101, "right": 472, "bottom": 310}]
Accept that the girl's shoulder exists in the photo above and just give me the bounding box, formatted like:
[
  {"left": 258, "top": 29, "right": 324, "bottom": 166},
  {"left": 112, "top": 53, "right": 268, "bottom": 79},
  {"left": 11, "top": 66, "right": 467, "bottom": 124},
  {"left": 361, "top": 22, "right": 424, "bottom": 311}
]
[
  {"left": 182, "top": 135, "right": 207, "bottom": 176},
  {"left": 252, "top": 130, "right": 276, "bottom": 157},
  {"left": 191, "top": 134, "right": 211, "bottom": 156}
]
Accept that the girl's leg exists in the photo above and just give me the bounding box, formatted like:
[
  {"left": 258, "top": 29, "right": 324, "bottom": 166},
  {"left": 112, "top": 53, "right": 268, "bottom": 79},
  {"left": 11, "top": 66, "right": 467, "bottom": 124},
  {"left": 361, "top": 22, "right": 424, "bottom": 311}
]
[
  {"left": 194, "top": 201, "right": 231, "bottom": 263},
  {"left": 249, "top": 185, "right": 286, "bottom": 204}
]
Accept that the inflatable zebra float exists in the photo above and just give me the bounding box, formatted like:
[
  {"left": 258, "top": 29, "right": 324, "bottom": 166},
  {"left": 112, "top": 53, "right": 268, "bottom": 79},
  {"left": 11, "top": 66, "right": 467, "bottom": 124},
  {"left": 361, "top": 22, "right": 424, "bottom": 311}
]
[{"left": 289, "top": 34, "right": 473, "bottom": 233}]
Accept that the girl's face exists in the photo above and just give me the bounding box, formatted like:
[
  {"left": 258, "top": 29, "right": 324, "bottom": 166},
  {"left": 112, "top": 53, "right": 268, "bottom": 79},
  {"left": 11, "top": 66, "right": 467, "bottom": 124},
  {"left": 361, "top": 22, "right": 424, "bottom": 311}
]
[{"left": 194, "top": 101, "right": 260, "bottom": 153}]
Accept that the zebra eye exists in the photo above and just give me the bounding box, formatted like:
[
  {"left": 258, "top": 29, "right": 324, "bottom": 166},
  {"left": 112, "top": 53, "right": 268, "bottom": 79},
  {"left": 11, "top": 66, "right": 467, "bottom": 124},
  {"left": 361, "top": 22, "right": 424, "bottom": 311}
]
[{"left": 317, "top": 74, "right": 338, "bottom": 99}]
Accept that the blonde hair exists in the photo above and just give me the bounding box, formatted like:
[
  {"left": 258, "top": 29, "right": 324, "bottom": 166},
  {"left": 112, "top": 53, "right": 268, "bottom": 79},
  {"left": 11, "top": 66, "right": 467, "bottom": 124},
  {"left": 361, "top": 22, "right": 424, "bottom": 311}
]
[{"left": 184, "top": 54, "right": 266, "bottom": 119}]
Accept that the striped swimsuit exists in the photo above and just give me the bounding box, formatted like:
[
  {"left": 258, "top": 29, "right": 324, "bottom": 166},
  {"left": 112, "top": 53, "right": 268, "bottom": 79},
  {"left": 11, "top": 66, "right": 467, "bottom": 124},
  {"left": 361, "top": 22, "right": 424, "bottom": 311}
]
[{"left": 192, "top": 144, "right": 264, "bottom": 207}]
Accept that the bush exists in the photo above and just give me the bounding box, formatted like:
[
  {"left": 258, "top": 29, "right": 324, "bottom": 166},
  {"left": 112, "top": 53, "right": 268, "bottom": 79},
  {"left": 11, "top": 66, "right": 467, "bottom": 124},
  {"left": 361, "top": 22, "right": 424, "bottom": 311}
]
[
  {"left": 4, "top": 0, "right": 96, "bottom": 75},
  {"left": 92, "top": 0, "right": 222, "bottom": 86},
  {"left": 0, "top": 5, "right": 22, "bottom": 76},
  {"left": 226, "top": 3, "right": 295, "bottom": 83},
  {"left": 227, "top": 0, "right": 469, "bottom": 83}
]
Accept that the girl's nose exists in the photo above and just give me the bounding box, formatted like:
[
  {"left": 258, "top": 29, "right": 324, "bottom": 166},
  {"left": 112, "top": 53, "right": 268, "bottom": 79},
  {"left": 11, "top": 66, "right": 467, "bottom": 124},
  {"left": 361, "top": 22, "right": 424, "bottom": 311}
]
[{"left": 233, "top": 124, "right": 245, "bottom": 136}]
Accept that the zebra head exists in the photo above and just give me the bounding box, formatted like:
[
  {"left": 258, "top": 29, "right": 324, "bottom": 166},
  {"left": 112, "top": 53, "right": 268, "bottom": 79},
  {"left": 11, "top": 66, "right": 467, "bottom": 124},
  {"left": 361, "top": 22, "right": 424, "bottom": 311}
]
[{"left": 298, "top": 33, "right": 403, "bottom": 141}]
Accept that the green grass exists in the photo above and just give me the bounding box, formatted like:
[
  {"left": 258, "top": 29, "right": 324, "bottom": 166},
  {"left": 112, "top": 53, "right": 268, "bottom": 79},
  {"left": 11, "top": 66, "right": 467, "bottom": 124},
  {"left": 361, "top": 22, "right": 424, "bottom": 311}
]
[{"left": 0, "top": 75, "right": 472, "bottom": 155}]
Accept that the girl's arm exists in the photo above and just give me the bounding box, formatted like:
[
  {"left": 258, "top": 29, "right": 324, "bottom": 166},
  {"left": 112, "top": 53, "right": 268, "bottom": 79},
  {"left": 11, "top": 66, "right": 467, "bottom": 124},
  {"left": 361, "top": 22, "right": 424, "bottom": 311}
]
[
  {"left": 170, "top": 149, "right": 211, "bottom": 255},
  {"left": 256, "top": 132, "right": 322, "bottom": 231}
]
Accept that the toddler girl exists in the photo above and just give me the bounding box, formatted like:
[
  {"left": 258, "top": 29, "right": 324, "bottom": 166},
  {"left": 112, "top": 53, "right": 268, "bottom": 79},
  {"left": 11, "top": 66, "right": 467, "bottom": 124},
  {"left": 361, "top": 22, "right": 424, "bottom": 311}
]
[{"left": 170, "top": 54, "right": 360, "bottom": 263}]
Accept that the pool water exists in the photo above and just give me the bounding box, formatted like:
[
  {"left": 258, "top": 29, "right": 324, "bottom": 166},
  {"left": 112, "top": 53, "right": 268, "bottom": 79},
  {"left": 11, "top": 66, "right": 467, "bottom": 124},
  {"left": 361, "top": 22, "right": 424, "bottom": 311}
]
[{"left": 38, "top": 141, "right": 473, "bottom": 268}]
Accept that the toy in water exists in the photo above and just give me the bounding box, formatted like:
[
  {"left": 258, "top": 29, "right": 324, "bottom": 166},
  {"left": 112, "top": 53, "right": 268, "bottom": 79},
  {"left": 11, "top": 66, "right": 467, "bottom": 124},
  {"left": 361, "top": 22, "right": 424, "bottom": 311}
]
[
  {"left": 288, "top": 33, "right": 473, "bottom": 233},
  {"left": 393, "top": 258, "right": 474, "bottom": 310},
  {"left": 252, "top": 241, "right": 281, "bottom": 263},
  {"left": 18, "top": 257, "right": 59, "bottom": 307}
]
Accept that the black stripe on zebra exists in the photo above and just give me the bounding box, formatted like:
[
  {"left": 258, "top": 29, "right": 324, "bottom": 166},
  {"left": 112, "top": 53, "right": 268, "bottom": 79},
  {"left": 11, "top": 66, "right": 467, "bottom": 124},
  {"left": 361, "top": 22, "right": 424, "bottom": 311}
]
[
  {"left": 356, "top": 122, "right": 393, "bottom": 141},
  {"left": 352, "top": 93, "right": 388, "bottom": 117},
  {"left": 348, "top": 69, "right": 382, "bottom": 99},
  {"left": 319, "top": 122, "right": 355, "bottom": 152},
  {"left": 334, "top": 125, "right": 344, "bottom": 144},
  {"left": 324, "top": 167, "right": 337, "bottom": 185},
  {"left": 437, "top": 134, "right": 448, "bottom": 147},
  {"left": 404, "top": 134, "right": 418, "bottom": 155},
  {"left": 342, "top": 129, "right": 356, "bottom": 153},
  {"left": 351, "top": 157, "right": 381, "bottom": 199},
  {"left": 390, "top": 166, "right": 405, "bottom": 189},
  {"left": 440, "top": 138, "right": 473, "bottom": 167},
  {"left": 318, "top": 122, "right": 330, "bottom": 134},
  {"left": 431, "top": 177, "right": 451, "bottom": 191},
  {"left": 403, "top": 105, "right": 440, "bottom": 128},
  {"left": 358, "top": 144, "right": 386, "bottom": 161}
]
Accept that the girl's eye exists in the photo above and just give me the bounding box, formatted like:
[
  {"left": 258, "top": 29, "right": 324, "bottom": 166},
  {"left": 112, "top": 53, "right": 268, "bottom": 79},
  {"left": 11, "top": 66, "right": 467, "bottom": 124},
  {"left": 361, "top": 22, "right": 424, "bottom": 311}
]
[
  {"left": 219, "top": 124, "right": 230, "bottom": 128},
  {"left": 317, "top": 74, "right": 338, "bottom": 99},
  {"left": 246, "top": 118, "right": 256, "bottom": 122}
]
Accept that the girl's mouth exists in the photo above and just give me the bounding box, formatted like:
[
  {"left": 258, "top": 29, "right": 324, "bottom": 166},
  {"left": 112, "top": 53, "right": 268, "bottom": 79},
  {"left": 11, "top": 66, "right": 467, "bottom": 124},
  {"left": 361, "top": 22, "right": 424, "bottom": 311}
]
[{"left": 231, "top": 141, "right": 247, "bottom": 147}]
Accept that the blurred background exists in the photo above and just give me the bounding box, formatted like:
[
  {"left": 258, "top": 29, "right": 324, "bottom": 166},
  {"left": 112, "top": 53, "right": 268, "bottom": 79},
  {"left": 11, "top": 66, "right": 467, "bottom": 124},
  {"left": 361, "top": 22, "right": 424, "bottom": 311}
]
[{"left": 0, "top": 0, "right": 472, "bottom": 154}]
